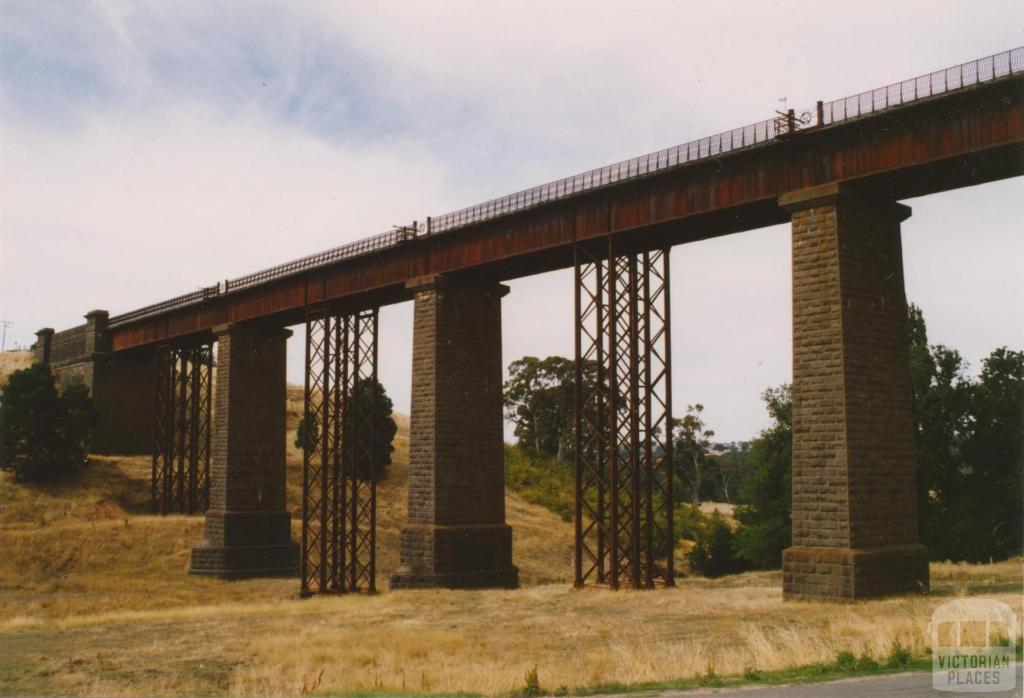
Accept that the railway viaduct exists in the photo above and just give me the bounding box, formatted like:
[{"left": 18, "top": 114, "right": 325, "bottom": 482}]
[{"left": 33, "top": 48, "right": 1023, "bottom": 600}]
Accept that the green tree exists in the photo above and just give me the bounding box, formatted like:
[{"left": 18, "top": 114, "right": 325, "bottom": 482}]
[
  {"left": 503, "top": 356, "right": 578, "bottom": 461},
  {"left": 687, "top": 510, "right": 747, "bottom": 577},
  {"left": 733, "top": 384, "right": 792, "bottom": 569},
  {"left": 708, "top": 446, "right": 751, "bottom": 503},
  {"left": 0, "top": 364, "right": 96, "bottom": 483},
  {"left": 699, "top": 455, "right": 723, "bottom": 501},
  {"left": 908, "top": 305, "right": 972, "bottom": 548},
  {"left": 923, "top": 346, "right": 1023, "bottom": 561},
  {"left": 295, "top": 378, "right": 397, "bottom": 482},
  {"left": 959, "top": 348, "right": 1024, "bottom": 559},
  {"left": 672, "top": 404, "right": 714, "bottom": 504},
  {"left": 61, "top": 382, "right": 96, "bottom": 454},
  {"left": 294, "top": 412, "right": 319, "bottom": 452},
  {"left": 906, "top": 304, "right": 1021, "bottom": 562},
  {"left": 354, "top": 377, "right": 398, "bottom": 482}
]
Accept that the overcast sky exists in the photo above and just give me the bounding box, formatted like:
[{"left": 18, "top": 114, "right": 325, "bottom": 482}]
[{"left": 2, "top": 2, "right": 1022, "bottom": 442}]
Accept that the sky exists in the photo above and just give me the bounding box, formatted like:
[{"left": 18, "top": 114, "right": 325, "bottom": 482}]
[{"left": 1, "top": 1, "right": 1022, "bottom": 442}]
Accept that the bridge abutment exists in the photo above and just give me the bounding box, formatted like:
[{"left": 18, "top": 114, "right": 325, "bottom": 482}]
[
  {"left": 189, "top": 323, "right": 299, "bottom": 579},
  {"left": 780, "top": 183, "right": 929, "bottom": 601},
  {"left": 390, "top": 275, "right": 518, "bottom": 589},
  {"left": 34, "top": 311, "right": 153, "bottom": 454}
]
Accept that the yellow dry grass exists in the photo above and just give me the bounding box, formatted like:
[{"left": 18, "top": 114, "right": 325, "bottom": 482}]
[
  {"left": 0, "top": 350, "right": 33, "bottom": 388},
  {"left": 0, "top": 376, "right": 1021, "bottom": 696},
  {"left": 1, "top": 559, "right": 1020, "bottom": 697}
]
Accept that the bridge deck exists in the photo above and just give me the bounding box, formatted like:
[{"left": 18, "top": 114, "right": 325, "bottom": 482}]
[{"left": 109, "top": 48, "right": 1024, "bottom": 352}]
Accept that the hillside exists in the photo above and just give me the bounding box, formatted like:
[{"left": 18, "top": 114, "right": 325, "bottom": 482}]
[
  {"left": 2, "top": 453, "right": 1020, "bottom": 698},
  {"left": 0, "top": 379, "right": 574, "bottom": 624},
  {"left": 2, "top": 354, "right": 1022, "bottom": 697}
]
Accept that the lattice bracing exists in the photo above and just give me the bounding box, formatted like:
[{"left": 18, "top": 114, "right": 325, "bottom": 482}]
[
  {"left": 301, "top": 306, "right": 379, "bottom": 596},
  {"left": 574, "top": 241, "right": 674, "bottom": 589},
  {"left": 151, "top": 342, "right": 213, "bottom": 515}
]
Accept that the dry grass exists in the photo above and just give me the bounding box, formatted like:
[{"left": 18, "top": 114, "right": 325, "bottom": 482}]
[
  {"left": 0, "top": 376, "right": 1021, "bottom": 696},
  {"left": 0, "top": 447, "right": 571, "bottom": 626},
  {"left": 2, "top": 564, "right": 1020, "bottom": 697},
  {"left": 0, "top": 350, "right": 33, "bottom": 388},
  {"left": 699, "top": 501, "right": 735, "bottom": 517},
  {"left": 931, "top": 557, "right": 1023, "bottom": 584}
]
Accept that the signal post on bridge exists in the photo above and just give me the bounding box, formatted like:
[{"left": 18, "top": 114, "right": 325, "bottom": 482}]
[{"left": 780, "top": 182, "right": 929, "bottom": 601}]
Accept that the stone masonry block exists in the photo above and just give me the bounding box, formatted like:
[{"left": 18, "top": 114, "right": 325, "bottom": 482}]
[
  {"left": 190, "top": 323, "right": 298, "bottom": 579},
  {"left": 391, "top": 275, "right": 519, "bottom": 589},
  {"left": 779, "top": 183, "right": 927, "bottom": 601}
]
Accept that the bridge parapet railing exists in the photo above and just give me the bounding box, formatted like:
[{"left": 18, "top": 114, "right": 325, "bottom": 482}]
[
  {"left": 822, "top": 46, "right": 1022, "bottom": 125},
  {"left": 223, "top": 225, "right": 416, "bottom": 294},
  {"left": 427, "top": 113, "right": 805, "bottom": 235},
  {"left": 107, "top": 227, "right": 417, "bottom": 327},
  {"left": 106, "top": 46, "right": 1023, "bottom": 329},
  {"left": 429, "top": 47, "right": 1021, "bottom": 234},
  {"left": 109, "top": 287, "right": 218, "bottom": 327}
]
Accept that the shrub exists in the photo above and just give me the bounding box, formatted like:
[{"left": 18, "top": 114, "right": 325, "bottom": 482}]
[
  {"left": 521, "top": 666, "right": 541, "bottom": 697},
  {"left": 835, "top": 651, "right": 856, "bottom": 672},
  {"left": 697, "top": 664, "right": 722, "bottom": 687},
  {"left": 687, "top": 511, "right": 747, "bottom": 577},
  {"left": 505, "top": 444, "right": 574, "bottom": 521},
  {"left": 855, "top": 653, "right": 880, "bottom": 672},
  {"left": 886, "top": 642, "right": 911, "bottom": 669},
  {"left": 0, "top": 364, "right": 96, "bottom": 482},
  {"left": 674, "top": 502, "right": 707, "bottom": 542}
]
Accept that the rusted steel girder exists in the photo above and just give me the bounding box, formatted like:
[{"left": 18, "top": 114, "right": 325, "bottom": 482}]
[
  {"left": 109, "top": 75, "right": 1023, "bottom": 353},
  {"left": 301, "top": 306, "right": 379, "bottom": 596},
  {"left": 151, "top": 342, "right": 213, "bottom": 515},
  {"left": 574, "top": 240, "right": 673, "bottom": 589}
]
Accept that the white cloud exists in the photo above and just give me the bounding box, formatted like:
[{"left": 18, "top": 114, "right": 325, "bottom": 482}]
[
  {"left": 2, "top": 1, "right": 1023, "bottom": 440},
  {"left": 0, "top": 107, "right": 443, "bottom": 330}
]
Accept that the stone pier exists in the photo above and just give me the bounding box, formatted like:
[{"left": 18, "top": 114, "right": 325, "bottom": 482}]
[
  {"left": 390, "top": 275, "right": 518, "bottom": 589},
  {"left": 189, "top": 323, "right": 298, "bottom": 579},
  {"left": 780, "top": 183, "right": 929, "bottom": 600}
]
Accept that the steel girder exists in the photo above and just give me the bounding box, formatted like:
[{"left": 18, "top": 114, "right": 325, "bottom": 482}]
[
  {"left": 151, "top": 343, "right": 213, "bottom": 515},
  {"left": 574, "top": 240, "right": 674, "bottom": 589},
  {"left": 301, "top": 306, "right": 379, "bottom": 596}
]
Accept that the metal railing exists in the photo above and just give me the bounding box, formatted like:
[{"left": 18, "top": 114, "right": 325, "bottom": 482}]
[
  {"left": 107, "top": 46, "right": 1022, "bottom": 329},
  {"left": 822, "top": 46, "right": 1023, "bottom": 125},
  {"left": 224, "top": 225, "right": 416, "bottom": 293},
  {"left": 109, "top": 285, "right": 219, "bottom": 327},
  {"left": 428, "top": 109, "right": 809, "bottom": 234}
]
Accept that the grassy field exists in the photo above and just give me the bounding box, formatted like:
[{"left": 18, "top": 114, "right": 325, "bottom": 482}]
[{"left": 1, "top": 352, "right": 1022, "bottom": 696}]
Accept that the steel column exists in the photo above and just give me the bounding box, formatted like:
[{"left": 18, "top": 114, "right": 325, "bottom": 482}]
[
  {"left": 301, "top": 305, "right": 379, "bottom": 596},
  {"left": 573, "top": 242, "right": 674, "bottom": 589},
  {"left": 151, "top": 342, "right": 213, "bottom": 515}
]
